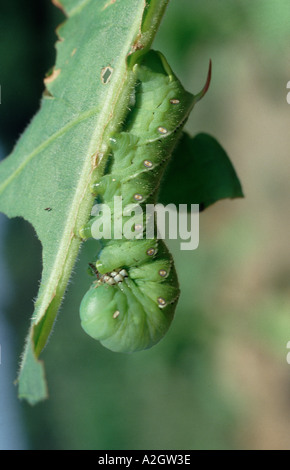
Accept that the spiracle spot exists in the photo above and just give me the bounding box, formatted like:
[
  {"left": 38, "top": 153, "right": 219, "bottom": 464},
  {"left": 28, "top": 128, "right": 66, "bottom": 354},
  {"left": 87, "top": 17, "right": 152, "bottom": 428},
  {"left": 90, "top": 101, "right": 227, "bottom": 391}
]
[
  {"left": 144, "top": 160, "right": 153, "bottom": 168},
  {"left": 113, "top": 310, "right": 120, "bottom": 319},
  {"left": 158, "top": 126, "right": 168, "bottom": 135},
  {"left": 170, "top": 99, "right": 180, "bottom": 105},
  {"left": 134, "top": 193, "right": 143, "bottom": 202},
  {"left": 146, "top": 248, "right": 156, "bottom": 257},
  {"left": 157, "top": 297, "right": 167, "bottom": 307},
  {"left": 159, "top": 269, "right": 167, "bottom": 277}
]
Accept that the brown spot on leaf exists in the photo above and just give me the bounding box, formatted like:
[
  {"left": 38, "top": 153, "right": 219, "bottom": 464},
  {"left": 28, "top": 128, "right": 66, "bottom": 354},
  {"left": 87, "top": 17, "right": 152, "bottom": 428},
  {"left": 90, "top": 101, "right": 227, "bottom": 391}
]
[
  {"left": 94, "top": 152, "right": 104, "bottom": 167},
  {"left": 44, "top": 68, "right": 61, "bottom": 85},
  {"left": 43, "top": 87, "right": 54, "bottom": 98},
  {"left": 132, "top": 39, "right": 144, "bottom": 52},
  {"left": 102, "top": 0, "right": 117, "bottom": 10},
  {"left": 55, "top": 24, "right": 65, "bottom": 42},
  {"left": 51, "top": 0, "right": 65, "bottom": 14}
]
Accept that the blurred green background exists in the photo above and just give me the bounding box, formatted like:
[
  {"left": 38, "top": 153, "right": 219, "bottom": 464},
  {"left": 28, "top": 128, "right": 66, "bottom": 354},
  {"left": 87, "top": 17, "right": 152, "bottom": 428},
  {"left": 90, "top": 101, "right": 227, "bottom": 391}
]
[{"left": 1, "top": 0, "right": 290, "bottom": 450}]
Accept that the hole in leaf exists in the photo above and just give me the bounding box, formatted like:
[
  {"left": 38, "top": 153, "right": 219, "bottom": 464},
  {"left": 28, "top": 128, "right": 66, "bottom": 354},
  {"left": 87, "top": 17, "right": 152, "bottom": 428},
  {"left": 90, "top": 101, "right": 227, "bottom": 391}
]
[{"left": 101, "top": 66, "right": 113, "bottom": 84}]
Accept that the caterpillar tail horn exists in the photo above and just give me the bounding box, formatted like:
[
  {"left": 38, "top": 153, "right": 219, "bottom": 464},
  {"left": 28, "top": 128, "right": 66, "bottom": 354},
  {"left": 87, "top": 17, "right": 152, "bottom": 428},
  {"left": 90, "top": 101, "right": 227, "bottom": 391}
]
[{"left": 194, "top": 59, "right": 212, "bottom": 104}]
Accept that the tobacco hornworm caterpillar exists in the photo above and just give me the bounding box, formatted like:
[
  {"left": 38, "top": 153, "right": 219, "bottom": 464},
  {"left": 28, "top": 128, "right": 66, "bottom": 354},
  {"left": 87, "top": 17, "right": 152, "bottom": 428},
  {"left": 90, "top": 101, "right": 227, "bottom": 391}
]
[{"left": 79, "top": 50, "right": 211, "bottom": 353}]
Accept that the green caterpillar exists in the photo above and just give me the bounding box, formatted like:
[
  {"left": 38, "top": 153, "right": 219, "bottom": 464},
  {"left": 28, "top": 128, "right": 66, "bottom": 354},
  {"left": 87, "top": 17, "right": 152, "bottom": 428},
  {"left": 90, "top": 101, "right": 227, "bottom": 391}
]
[{"left": 79, "top": 50, "right": 211, "bottom": 353}]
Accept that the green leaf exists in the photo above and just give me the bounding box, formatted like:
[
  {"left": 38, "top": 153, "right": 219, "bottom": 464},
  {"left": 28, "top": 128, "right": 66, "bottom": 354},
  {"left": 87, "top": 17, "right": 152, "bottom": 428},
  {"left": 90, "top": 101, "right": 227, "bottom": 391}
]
[
  {"left": 0, "top": 0, "right": 169, "bottom": 405},
  {"left": 17, "top": 341, "right": 48, "bottom": 406},
  {"left": 158, "top": 132, "right": 244, "bottom": 211}
]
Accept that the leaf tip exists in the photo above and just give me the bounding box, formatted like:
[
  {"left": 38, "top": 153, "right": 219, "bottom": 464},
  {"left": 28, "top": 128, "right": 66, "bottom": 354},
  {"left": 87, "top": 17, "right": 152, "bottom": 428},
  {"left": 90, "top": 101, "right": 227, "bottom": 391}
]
[{"left": 17, "top": 338, "right": 49, "bottom": 406}]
